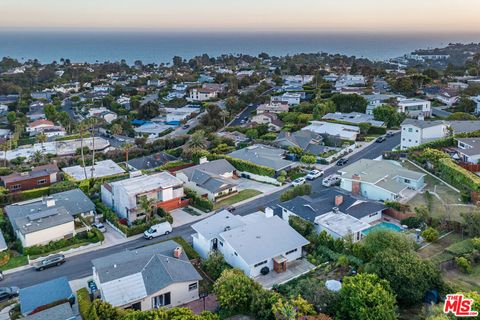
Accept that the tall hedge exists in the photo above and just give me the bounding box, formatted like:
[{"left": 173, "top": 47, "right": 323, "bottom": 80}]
[{"left": 77, "top": 288, "right": 91, "bottom": 320}]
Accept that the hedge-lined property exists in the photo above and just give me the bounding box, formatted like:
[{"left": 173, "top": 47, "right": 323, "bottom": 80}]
[
  {"left": 280, "top": 183, "right": 312, "bottom": 202},
  {"left": 184, "top": 188, "right": 214, "bottom": 212},
  {"left": 211, "top": 154, "right": 276, "bottom": 177},
  {"left": 77, "top": 287, "right": 91, "bottom": 320}
]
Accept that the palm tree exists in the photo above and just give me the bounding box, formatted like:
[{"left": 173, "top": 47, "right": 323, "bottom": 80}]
[
  {"left": 110, "top": 123, "right": 122, "bottom": 136},
  {"left": 219, "top": 110, "right": 230, "bottom": 127},
  {"left": 78, "top": 122, "right": 88, "bottom": 180},
  {"left": 138, "top": 195, "right": 156, "bottom": 222},
  {"left": 32, "top": 150, "right": 43, "bottom": 164},
  {"left": 89, "top": 118, "right": 98, "bottom": 179},
  {"left": 36, "top": 132, "right": 47, "bottom": 148},
  {"left": 188, "top": 130, "right": 207, "bottom": 149},
  {"left": 0, "top": 143, "right": 8, "bottom": 167},
  {"left": 122, "top": 143, "right": 133, "bottom": 171}
]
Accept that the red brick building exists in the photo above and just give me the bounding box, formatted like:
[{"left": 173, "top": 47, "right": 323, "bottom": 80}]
[{"left": 0, "top": 164, "right": 60, "bottom": 192}]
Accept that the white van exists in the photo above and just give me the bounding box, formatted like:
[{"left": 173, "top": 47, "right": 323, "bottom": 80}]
[{"left": 143, "top": 222, "right": 172, "bottom": 240}]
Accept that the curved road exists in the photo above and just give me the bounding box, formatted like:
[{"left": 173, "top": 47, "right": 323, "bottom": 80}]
[{"left": 2, "top": 133, "right": 400, "bottom": 289}]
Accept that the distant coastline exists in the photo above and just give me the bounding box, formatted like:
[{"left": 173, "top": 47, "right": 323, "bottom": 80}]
[{"left": 1, "top": 30, "right": 479, "bottom": 64}]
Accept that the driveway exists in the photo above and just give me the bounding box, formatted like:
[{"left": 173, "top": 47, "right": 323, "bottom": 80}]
[
  {"left": 234, "top": 178, "right": 281, "bottom": 194},
  {"left": 255, "top": 259, "right": 316, "bottom": 289},
  {"left": 102, "top": 224, "right": 127, "bottom": 246}
]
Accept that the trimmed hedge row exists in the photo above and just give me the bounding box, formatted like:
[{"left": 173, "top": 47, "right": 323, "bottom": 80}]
[
  {"left": 184, "top": 188, "right": 213, "bottom": 212},
  {"left": 212, "top": 154, "right": 276, "bottom": 177},
  {"left": 170, "top": 236, "right": 200, "bottom": 260},
  {"left": 280, "top": 184, "right": 312, "bottom": 202},
  {"left": 77, "top": 287, "right": 91, "bottom": 320}
]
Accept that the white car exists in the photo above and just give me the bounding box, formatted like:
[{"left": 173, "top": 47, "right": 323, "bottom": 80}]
[
  {"left": 306, "top": 169, "right": 324, "bottom": 180},
  {"left": 322, "top": 174, "right": 341, "bottom": 187},
  {"left": 92, "top": 223, "right": 107, "bottom": 233},
  {"left": 292, "top": 177, "right": 306, "bottom": 186},
  {"left": 143, "top": 222, "right": 172, "bottom": 240}
]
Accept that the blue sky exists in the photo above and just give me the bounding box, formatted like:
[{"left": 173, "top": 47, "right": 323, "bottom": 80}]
[{"left": 1, "top": 0, "right": 479, "bottom": 32}]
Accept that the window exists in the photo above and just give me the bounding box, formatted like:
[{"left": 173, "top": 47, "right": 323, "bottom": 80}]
[
  {"left": 234, "top": 252, "right": 238, "bottom": 256},
  {"left": 254, "top": 260, "right": 268, "bottom": 267},
  {"left": 152, "top": 292, "right": 171, "bottom": 308},
  {"left": 219, "top": 241, "right": 223, "bottom": 246},
  {"left": 37, "top": 179, "right": 47, "bottom": 185},
  {"left": 11, "top": 184, "right": 21, "bottom": 190},
  {"left": 408, "top": 128, "right": 413, "bottom": 132},
  {"left": 189, "top": 283, "right": 198, "bottom": 291},
  {"left": 286, "top": 248, "right": 298, "bottom": 255},
  {"left": 404, "top": 178, "right": 411, "bottom": 183}
]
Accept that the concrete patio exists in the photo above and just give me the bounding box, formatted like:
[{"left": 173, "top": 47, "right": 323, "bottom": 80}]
[{"left": 254, "top": 258, "right": 316, "bottom": 289}]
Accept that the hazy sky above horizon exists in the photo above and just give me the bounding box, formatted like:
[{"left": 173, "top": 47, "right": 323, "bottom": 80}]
[{"left": 2, "top": 0, "right": 479, "bottom": 33}]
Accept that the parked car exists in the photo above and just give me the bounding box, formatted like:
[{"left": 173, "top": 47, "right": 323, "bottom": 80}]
[
  {"left": 336, "top": 158, "right": 348, "bottom": 166},
  {"left": 0, "top": 287, "right": 19, "bottom": 302},
  {"left": 92, "top": 223, "right": 107, "bottom": 233},
  {"left": 292, "top": 177, "right": 306, "bottom": 186},
  {"left": 306, "top": 169, "right": 324, "bottom": 180},
  {"left": 376, "top": 136, "right": 386, "bottom": 143},
  {"left": 322, "top": 174, "right": 341, "bottom": 187},
  {"left": 182, "top": 124, "right": 190, "bottom": 129},
  {"left": 224, "top": 205, "right": 236, "bottom": 213},
  {"left": 34, "top": 254, "right": 66, "bottom": 271},
  {"left": 143, "top": 222, "right": 172, "bottom": 240},
  {"left": 386, "top": 132, "right": 395, "bottom": 137}
]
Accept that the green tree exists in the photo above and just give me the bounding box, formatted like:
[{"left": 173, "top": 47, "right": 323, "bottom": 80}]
[
  {"left": 300, "top": 154, "right": 317, "bottom": 165},
  {"left": 110, "top": 123, "right": 123, "bottom": 136},
  {"left": 246, "top": 128, "right": 259, "bottom": 140},
  {"left": 6, "top": 111, "right": 16, "bottom": 126},
  {"left": 456, "top": 96, "right": 475, "bottom": 113},
  {"left": 122, "top": 143, "right": 133, "bottom": 171},
  {"left": 138, "top": 195, "right": 156, "bottom": 222},
  {"left": 365, "top": 249, "right": 443, "bottom": 306},
  {"left": 421, "top": 227, "right": 439, "bottom": 242},
  {"left": 213, "top": 269, "right": 257, "bottom": 314},
  {"left": 203, "top": 251, "right": 230, "bottom": 280},
  {"left": 36, "top": 132, "right": 47, "bottom": 147},
  {"left": 455, "top": 256, "right": 473, "bottom": 274},
  {"left": 361, "top": 229, "right": 416, "bottom": 261},
  {"left": 331, "top": 94, "right": 368, "bottom": 113},
  {"left": 373, "top": 105, "right": 405, "bottom": 128},
  {"left": 446, "top": 112, "right": 477, "bottom": 120},
  {"left": 188, "top": 130, "right": 207, "bottom": 149},
  {"left": 31, "top": 150, "right": 44, "bottom": 163},
  {"left": 313, "top": 100, "right": 336, "bottom": 120},
  {"left": 461, "top": 211, "right": 480, "bottom": 237},
  {"left": 337, "top": 273, "right": 397, "bottom": 320}
]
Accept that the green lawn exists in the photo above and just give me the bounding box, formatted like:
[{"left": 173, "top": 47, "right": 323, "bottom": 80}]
[
  {"left": 417, "top": 232, "right": 463, "bottom": 259},
  {"left": 0, "top": 255, "right": 28, "bottom": 271},
  {"left": 213, "top": 189, "right": 262, "bottom": 210}
]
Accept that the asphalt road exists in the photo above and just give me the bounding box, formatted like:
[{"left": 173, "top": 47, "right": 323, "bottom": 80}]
[
  {"left": 2, "top": 133, "right": 400, "bottom": 289},
  {"left": 228, "top": 104, "right": 258, "bottom": 127}
]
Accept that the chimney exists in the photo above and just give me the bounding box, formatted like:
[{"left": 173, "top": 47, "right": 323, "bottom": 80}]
[
  {"left": 332, "top": 207, "right": 339, "bottom": 214},
  {"left": 335, "top": 195, "right": 344, "bottom": 207},
  {"left": 265, "top": 207, "right": 274, "bottom": 218},
  {"left": 351, "top": 174, "right": 361, "bottom": 196},
  {"left": 45, "top": 197, "right": 55, "bottom": 207},
  {"left": 173, "top": 246, "right": 183, "bottom": 259},
  {"left": 418, "top": 114, "right": 425, "bottom": 121},
  {"left": 199, "top": 157, "right": 208, "bottom": 165}
]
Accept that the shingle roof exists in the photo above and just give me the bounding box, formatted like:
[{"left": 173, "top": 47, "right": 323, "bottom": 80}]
[
  {"left": 276, "top": 130, "right": 323, "bottom": 150},
  {"left": 5, "top": 189, "right": 95, "bottom": 232},
  {"left": 180, "top": 160, "right": 237, "bottom": 193},
  {"left": 0, "top": 164, "right": 59, "bottom": 184},
  {"left": 24, "top": 302, "right": 74, "bottom": 320},
  {"left": 127, "top": 152, "right": 177, "bottom": 171},
  {"left": 278, "top": 189, "right": 387, "bottom": 222},
  {"left": 92, "top": 240, "right": 201, "bottom": 306},
  {"left": 191, "top": 210, "right": 245, "bottom": 240},
  {"left": 20, "top": 277, "right": 73, "bottom": 315},
  {"left": 227, "top": 144, "right": 294, "bottom": 171},
  {"left": 15, "top": 207, "right": 73, "bottom": 235}
]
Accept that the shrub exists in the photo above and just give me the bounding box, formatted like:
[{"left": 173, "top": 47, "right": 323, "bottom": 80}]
[
  {"left": 203, "top": 251, "right": 230, "bottom": 280},
  {"left": 77, "top": 288, "right": 91, "bottom": 320},
  {"left": 455, "top": 256, "right": 473, "bottom": 274},
  {"left": 280, "top": 184, "right": 312, "bottom": 202},
  {"left": 401, "top": 217, "right": 422, "bottom": 229},
  {"left": 421, "top": 227, "right": 439, "bottom": 242},
  {"left": 184, "top": 188, "right": 213, "bottom": 212},
  {"left": 289, "top": 216, "right": 314, "bottom": 237}
]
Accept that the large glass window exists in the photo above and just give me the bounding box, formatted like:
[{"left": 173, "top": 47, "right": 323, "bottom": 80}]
[{"left": 152, "top": 292, "right": 171, "bottom": 308}]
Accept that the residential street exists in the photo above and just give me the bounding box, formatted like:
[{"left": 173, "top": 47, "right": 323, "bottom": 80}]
[{"left": 1, "top": 133, "right": 400, "bottom": 289}]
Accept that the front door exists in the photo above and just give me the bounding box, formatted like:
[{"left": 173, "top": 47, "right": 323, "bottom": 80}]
[{"left": 212, "top": 238, "right": 218, "bottom": 251}]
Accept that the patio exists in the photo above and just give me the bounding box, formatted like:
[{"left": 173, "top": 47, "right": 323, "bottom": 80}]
[{"left": 254, "top": 258, "right": 316, "bottom": 289}]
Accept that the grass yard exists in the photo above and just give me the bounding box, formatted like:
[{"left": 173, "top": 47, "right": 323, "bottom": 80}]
[
  {"left": 417, "top": 232, "right": 463, "bottom": 259},
  {"left": 213, "top": 189, "right": 262, "bottom": 210},
  {"left": 443, "top": 264, "right": 480, "bottom": 291},
  {"left": 0, "top": 255, "right": 28, "bottom": 271}
]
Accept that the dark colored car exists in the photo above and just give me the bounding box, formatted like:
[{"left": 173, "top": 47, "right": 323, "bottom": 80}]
[
  {"left": 0, "top": 287, "right": 19, "bottom": 302},
  {"left": 224, "top": 205, "right": 236, "bottom": 213},
  {"left": 386, "top": 132, "right": 395, "bottom": 137},
  {"left": 376, "top": 136, "right": 386, "bottom": 143},
  {"left": 336, "top": 158, "right": 348, "bottom": 166},
  {"left": 34, "top": 254, "right": 66, "bottom": 271},
  {"left": 182, "top": 124, "right": 190, "bottom": 129}
]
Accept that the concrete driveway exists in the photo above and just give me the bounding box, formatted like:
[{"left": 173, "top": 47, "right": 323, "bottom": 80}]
[{"left": 234, "top": 178, "right": 281, "bottom": 194}]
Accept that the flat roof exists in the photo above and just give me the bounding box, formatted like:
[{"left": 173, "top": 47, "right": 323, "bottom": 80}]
[
  {"left": 62, "top": 159, "right": 125, "bottom": 181},
  {"left": 316, "top": 212, "right": 371, "bottom": 236}
]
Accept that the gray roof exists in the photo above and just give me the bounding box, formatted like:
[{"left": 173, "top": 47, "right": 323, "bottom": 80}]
[
  {"left": 5, "top": 189, "right": 95, "bottom": 232},
  {"left": 127, "top": 152, "right": 177, "bottom": 171},
  {"left": 20, "top": 277, "right": 73, "bottom": 315},
  {"left": 182, "top": 159, "right": 236, "bottom": 176},
  {"left": 92, "top": 240, "right": 201, "bottom": 297},
  {"left": 0, "top": 231, "right": 7, "bottom": 252},
  {"left": 278, "top": 189, "right": 387, "bottom": 222},
  {"left": 181, "top": 160, "right": 237, "bottom": 193},
  {"left": 0, "top": 164, "right": 59, "bottom": 185},
  {"left": 24, "top": 302, "right": 75, "bottom": 320},
  {"left": 276, "top": 130, "right": 324, "bottom": 150},
  {"left": 455, "top": 138, "right": 480, "bottom": 156},
  {"left": 322, "top": 112, "right": 385, "bottom": 127},
  {"left": 228, "top": 144, "right": 294, "bottom": 172},
  {"left": 448, "top": 121, "right": 480, "bottom": 134},
  {"left": 401, "top": 119, "right": 446, "bottom": 129},
  {"left": 219, "top": 213, "right": 309, "bottom": 265},
  {"left": 191, "top": 210, "right": 245, "bottom": 240},
  {"left": 15, "top": 207, "right": 73, "bottom": 235},
  {"left": 338, "top": 159, "right": 425, "bottom": 194}
]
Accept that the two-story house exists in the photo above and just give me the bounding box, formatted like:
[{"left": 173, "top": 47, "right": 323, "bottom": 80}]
[
  {"left": 400, "top": 119, "right": 449, "bottom": 150},
  {"left": 101, "top": 172, "right": 186, "bottom": 223},
  {"left": 397, "top": 98, "right": 431, "bottom": 118},
  {"left": 454, "top": 138, "right": 480, "bottom": 164}
]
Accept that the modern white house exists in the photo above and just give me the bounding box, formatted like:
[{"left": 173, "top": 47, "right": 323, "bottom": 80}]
[
  {"left": 397, "top": 98, "right": 431, "bottom": 118},
  {"left": 454, "top": 138, "right": 480, "bottom": 164},
  {"left": 188, "top": 88, "right": 218, "bottom": 101},
  {"left": 364, "top": 93, "right": 402, "bottom": 115},
  {"left": 191, "top": 210, "right": 309, "bottom": 278},
  {"left": 270, "top": 92, "right": 302, "bottom": 106},
  {"left": 335, "top": 75, "right": 365, "bottom": 91},
  {"left": 302, "top": 121, "right": 360, "bottom": 141},
  {"left": 400, "top": 119, "right": 449, "bottom": 150},
  {"left": 338, "top": 159, "right": 426, "bottom": 201},
  {"left": 101, "top": 172, "right": 186, "bottom": 223},
  {"left": 257, "top": 101, "right": 289, "bottom": 114},
  {"left": 165, "top": 106, "right": 200, "bottom": 123},
  {"left": 250, "top": 113, "right": 284, "bottom": 131},
  {"left": 92, "top": 241, "right": 202, "bottom": 311},
  {"left": 315, "top": 211, "right": 371, "bottom": 242},
  {"left": 176, "top": 159, "right": 238, "bottom": 202}
]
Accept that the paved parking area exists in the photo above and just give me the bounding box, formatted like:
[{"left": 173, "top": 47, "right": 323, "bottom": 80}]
[
  {"left": 234, "top": 178, "right": 281, "bottom": 194},
  {"left": 171, "top": 208, "right": 214, "bottom": 228},
  {"left": 255, "top": 259, "right": 316, "bottom": 289}
]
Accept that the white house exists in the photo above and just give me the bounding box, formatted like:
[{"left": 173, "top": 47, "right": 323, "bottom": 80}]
[
  {"left": 473, "top": 95, "right": 480, "bottom": 114},
  {"left": 93, "top": 85, "right": 111, "bottom": 93},
  {"left": 191, "top": 210, "right": 309, "bottom": 278},
  {"left": 397, "top": 98, "right": 431, "bottom": 118},
  {"left": 165, "top": 106, "right": 199, "bottom": 123},
  {"left": 271, "top": 92, "right": 302, "bottom": 106},
  {"left": 315, "top": 211, "right": 371, "bottom": 242},
  {"left": 400, "top": 119, "right": 449, "bottom": 150},
  {"left": 454, "top": 138, "right": 480, "bottom": 164},
  {"left": 88, "top": 107, "right": 118, "bottom": 124},
  {"left": 257, "top": 101, "right": 289, "bottom": 114},
  {"left": 188, "top": 88, "right": 218, "bottom": 101},
  {"left": 335, "top": 75, "right": 365, "bottom": 91},
  {"left": 302, "top": 121, "right": 360, "bottom": 141},
  {"left": 26, "top": 119, "right": 55, "bottom": 133},
  {"left": 338, "top": 159, "right": 425, "bottom": 201},
  {"left": 101, "top": 172, "right": 185, "bottom": 223},
  {"left": 92, "top": 241, "right": 202, "bottom": 311}
]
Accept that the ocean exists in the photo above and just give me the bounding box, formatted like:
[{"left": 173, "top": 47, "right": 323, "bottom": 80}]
[{"left": 1, "top": 31, "right": 479, "bottom": 64}]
